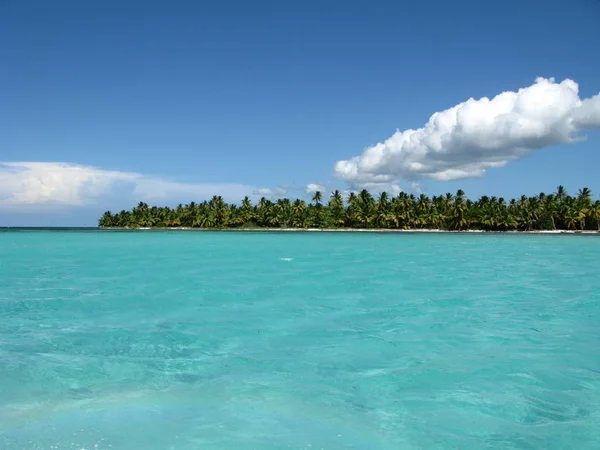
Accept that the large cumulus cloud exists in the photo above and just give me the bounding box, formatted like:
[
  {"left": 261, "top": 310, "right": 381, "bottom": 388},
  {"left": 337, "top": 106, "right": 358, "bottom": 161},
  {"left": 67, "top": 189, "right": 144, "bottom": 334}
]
[{"left": 334, "top": 77, "right": 600, "bottom": 187}]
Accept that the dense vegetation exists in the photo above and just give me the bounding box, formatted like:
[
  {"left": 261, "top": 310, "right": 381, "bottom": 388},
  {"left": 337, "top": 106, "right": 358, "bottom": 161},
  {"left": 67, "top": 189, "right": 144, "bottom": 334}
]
[{"left": 99, "top": 186, "right": 600, "bottom": 231}]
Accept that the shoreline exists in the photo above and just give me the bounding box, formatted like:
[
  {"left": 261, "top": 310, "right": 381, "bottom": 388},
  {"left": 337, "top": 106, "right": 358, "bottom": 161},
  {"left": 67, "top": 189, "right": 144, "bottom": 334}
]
[
  {"left": 100, "top": 227, "right": 600, "bottom": 235},
  {"left": 3, "top": 227, "right": 598, "bottom": 235}
]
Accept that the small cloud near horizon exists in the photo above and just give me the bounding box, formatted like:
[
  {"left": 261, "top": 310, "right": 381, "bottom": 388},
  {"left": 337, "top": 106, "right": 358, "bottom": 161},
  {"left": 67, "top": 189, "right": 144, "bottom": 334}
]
[
  {"left": 305, "top": 183, "right": 326, "bottom": 194},
  {"left": 411, "top": 183, "right": 422, "bottom": 194},
  {"left": 252, "top": 186, "right": 287, "bottom": 198}
]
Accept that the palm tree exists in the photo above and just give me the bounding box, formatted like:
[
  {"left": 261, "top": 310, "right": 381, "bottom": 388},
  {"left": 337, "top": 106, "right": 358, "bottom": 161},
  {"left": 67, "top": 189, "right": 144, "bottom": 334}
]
[
  {"left": 275, "top": 198, "right": 292, "bottom": 227},
  {"left": 556, "top": 185, "right": 567, "bottom": 204},
  {"left": 377, "top": 192, "right": 389, "bottom": 210},
  {"left": 329, "top": 190, "right": 345, "bottom": 227},
  {"left": 99, "top": 211, "right": 114, "bottom": 227},
  {"left": 312, "top": 191, "right": 323, "bottom": 205},
  {"left": 564, "top": 207, "right": 584, "bottom": 230},
  {"left": 358, "top": 189, "right": 374, "bottom": 207},
  {"left": 577, "top": 188, "right": 593, "bottom": 229},
  {"left": 239, "top": 196, "right": 255, "bottom": 226},
  {"left": 291, "top": 199, "right": 307, "bottom": 228},
  {"left": 589, "top": 201, "right": 600, "bottom": 230},
  {"left": 329, "top": 190, "right": 343, "bottom": 205}
]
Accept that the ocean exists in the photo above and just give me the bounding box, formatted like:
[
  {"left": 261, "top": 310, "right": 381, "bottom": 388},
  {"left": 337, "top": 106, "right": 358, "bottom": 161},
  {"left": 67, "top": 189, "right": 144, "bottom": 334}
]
[{"left": 1, "top": 230, "right": 599, "bottom": 449}]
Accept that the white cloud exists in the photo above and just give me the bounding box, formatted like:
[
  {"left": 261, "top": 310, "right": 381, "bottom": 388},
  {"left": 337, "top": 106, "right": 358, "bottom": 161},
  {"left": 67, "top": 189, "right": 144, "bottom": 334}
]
[
  {"left": 350, "top": 182, "right": 402, "bottom": 196},
  {"left": 305, "top": 183, "right": 326, "bottom": 194},
  {"left": 334, "top": 77, "right": 600, "bottom": 187},
  {"left": 0, "top": 162, "right": 140, "bottom": 207},
  {"left": 133, "top": 178, "right": 261, "bottom": 203},
  {"left": 411, "top": 183, "right": 422, "bottom": 194},
  {"left": 252, "top": 186, "right": 287, "bottom": 198},
  {"left": 0, "top": 162, "right": 278, "bottom": 210}
]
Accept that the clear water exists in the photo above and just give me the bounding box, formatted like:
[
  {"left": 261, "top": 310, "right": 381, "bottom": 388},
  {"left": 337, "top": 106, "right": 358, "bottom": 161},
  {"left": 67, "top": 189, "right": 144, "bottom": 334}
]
[{"left": 1, "top": 231, "right": 599, "bottom": 450}]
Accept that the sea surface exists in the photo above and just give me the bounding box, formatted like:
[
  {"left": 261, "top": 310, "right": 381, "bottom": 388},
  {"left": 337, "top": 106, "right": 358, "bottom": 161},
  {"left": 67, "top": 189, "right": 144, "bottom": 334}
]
[{"left": 1, "top": 230, "right": 599, "bottom": 449}]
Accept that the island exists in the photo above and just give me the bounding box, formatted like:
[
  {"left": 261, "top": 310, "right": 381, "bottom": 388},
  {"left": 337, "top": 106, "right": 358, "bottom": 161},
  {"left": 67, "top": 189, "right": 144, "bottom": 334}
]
[{"left": 98, "top": 186, "right": 600, "bottom": 232}]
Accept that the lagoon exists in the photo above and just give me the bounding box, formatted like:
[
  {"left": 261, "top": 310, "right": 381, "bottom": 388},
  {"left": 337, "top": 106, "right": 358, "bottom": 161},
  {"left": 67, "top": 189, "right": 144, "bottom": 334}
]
[{"left": 1, "top": 231, "right": 599, "bottom": 449}]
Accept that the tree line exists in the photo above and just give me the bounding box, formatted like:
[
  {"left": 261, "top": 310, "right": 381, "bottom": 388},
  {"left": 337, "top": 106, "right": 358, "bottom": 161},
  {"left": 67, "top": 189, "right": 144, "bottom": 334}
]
[{"left": 98, "top": 186, "right": 600, "bottom": 231}]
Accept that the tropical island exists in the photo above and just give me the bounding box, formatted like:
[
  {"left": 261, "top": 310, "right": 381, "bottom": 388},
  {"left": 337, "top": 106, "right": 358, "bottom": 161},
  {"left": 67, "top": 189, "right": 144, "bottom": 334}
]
[{"left": 98, "top": 186, "right": 600, "bottom": 232}]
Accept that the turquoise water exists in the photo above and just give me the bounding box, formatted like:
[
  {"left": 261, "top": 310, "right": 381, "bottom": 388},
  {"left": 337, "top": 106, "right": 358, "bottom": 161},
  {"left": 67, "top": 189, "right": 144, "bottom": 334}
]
[{"left": 1, "top": 231, "right": 599, "bottom": 449}]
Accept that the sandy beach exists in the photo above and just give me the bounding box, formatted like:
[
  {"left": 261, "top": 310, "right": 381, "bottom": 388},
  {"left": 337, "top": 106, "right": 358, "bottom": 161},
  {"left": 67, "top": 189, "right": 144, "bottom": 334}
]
[{"left": 121, "top": 227, "right": 600, "bottom": 234}]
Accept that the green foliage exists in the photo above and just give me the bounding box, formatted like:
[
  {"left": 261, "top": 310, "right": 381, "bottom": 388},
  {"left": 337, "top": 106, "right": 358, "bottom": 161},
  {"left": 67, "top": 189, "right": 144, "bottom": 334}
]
[{"left": 98, "top": 188, "right": 600, "bottom": 232}]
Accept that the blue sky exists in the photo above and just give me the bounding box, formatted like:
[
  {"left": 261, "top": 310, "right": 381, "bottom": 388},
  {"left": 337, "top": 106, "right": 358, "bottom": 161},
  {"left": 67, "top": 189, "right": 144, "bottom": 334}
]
[{"left": 1, "top": 0, "right": 600, "bottom": 226}]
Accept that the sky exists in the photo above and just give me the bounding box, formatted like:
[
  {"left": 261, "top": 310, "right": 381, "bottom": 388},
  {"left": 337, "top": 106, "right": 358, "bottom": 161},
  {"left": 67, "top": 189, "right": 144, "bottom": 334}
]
[{"left": 1, "top": 0, "right": 600, "bottom": 226}]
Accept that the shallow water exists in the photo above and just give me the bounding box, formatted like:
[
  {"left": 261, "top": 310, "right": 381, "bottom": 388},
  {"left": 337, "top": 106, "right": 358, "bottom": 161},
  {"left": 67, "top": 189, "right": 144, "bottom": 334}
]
[{"left": 1, "top": 231, "right": 599, "bottom": 449}]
